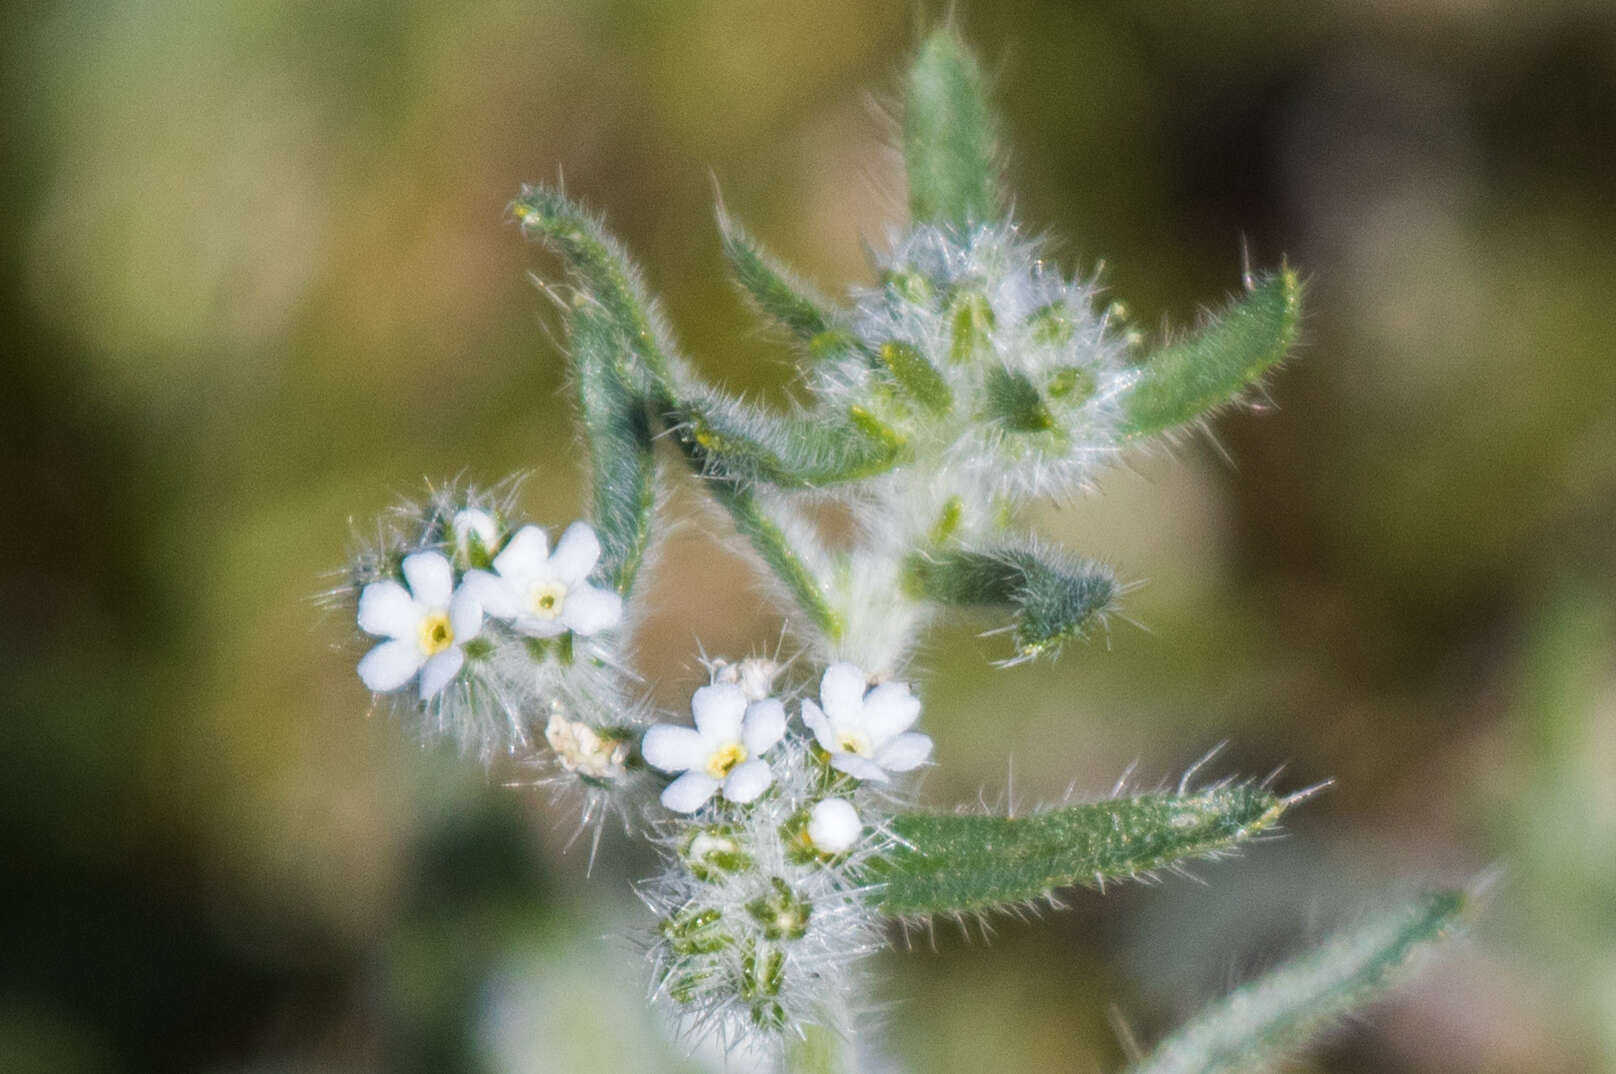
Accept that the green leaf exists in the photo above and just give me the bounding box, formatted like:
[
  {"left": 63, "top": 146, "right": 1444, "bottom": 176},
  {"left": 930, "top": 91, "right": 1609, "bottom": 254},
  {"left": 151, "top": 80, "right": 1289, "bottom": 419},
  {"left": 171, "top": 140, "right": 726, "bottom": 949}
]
[
  {"left": 1127, "top": 891, "right": 1466, "bottom": 1074},
  {"left": 674, "top": 389, "right": 906, "bottom": 488},
  {"left": 568, "top": 298, "right": 657, "bottom": 595},
  {"left": 1120, "top": 269, "right": 1302, "bottom": 437},
  {"left": 906, "top": 543, "right": 1116, "bottom": 660},
  {"left": 717, "top": 209, "right": 848, "bottom": 351},
  {"left": 904, "top": 30, "right": 1002, "bottom": 231},
  {"left": 869, "top": 784, "right": 1301, "bottom": 918},
  {"left": 674, "top": 437, "right": 842, "bottom": 640},
  {"left": 513, "top": 185, "right": 676, "bottom": 399}
]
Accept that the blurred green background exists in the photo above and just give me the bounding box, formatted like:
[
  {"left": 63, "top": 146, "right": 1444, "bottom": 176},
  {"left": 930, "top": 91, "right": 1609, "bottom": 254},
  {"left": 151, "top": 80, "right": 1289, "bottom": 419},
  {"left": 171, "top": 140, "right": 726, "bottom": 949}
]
[{"left": 4, "top": 1, "right": 1614, "bottom": 1071}]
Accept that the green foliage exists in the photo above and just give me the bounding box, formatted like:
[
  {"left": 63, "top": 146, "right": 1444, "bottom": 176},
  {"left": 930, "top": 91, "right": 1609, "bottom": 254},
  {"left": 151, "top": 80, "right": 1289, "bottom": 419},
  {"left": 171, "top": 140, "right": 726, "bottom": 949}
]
[
  {"left": 904, "top": 30, "right": 1002, "bottom": 231},
  {"left": 674, "top": 390, "right": 907, "bottom": 488},
  {"left": 1120, "top": 270, "right": 1302, "bottom": 438},
  {"left": 906, "top": 543, "right": 1117, "bottom": 660},
  {"left": 983, "top": 366, "right": 1056, "bottom": 432},
  {"left": 878, "top": 340, "right": 954, "bottom": 415},
  {"left": 512, "top": 185, "right": 677, "bottom": 399},
  {"left": 569, "top": 298, "right": 656, "bottom": 594},
  {"left": 1127, "top": 891, "right": 1466, "bottom": 1074},
  {"left": 717, "top": 210, "right": 845, "bottom": 349},
  {"left": 867, "top": 786, "right": 1297, "bottom": 918}
]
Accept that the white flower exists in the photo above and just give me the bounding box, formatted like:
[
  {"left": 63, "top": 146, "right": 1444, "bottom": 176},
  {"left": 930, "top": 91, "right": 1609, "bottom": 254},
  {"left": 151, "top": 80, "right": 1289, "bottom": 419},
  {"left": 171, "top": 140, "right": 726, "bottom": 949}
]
[
  {"left": 643, "top": 684, "right": 787, "bottom": 813},
  {"left": 356, "top": 551, "right": 483, "bottom": 699},
  {"left": 807, "top": 798, "right": 861, "bottom": 855},
  {"left": 801, "top": 662, "right": 932, "bottom": 782},
  {"left": 451, "top": 507, "right": 500, "bottom": 564},
  {"left": 464, "top": 521, "right": 622, "bottom": 638}
]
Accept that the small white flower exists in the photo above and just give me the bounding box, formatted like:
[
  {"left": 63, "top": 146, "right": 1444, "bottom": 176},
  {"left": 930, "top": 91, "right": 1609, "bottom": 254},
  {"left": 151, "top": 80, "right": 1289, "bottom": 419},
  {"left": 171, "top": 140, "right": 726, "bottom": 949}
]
[
  {"left": 356, "top": 551, "right": 483, "bottom": 699},
  {"left": 451, "top": 507, "right": 500, "bottom": 564},
  {"left": 643, "top": 684, "right": 786, "bottom": 813},
  {"left": 807, "top": 798, "right": 861, "bottom": 855},
  {"left": 464, "top": 521, "right": 622, "bottom": 638},
  {"left": 544, "top": 712, "right": 629, "bottom": 781},
  {"left": 801, "top": 662, "right": 932, "bottom": 783}
]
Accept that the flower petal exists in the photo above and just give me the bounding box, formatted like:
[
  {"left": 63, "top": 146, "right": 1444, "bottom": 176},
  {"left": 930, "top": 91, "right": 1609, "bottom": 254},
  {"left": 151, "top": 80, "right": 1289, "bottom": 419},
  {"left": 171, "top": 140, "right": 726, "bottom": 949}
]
[
  {"left": 418, "top": 649, "right": 464, "bottom": 699},
  {"left": 642, "top": 725, "right": 709, "bottom": 774},
  {"left": 741, "top": 699, "right": 786, "bottom": 756},
  {"left": 559, "top": 584, "right": 622, "bottom": 636},
  {"left": 357, "top": 639, "right": 422, "bottom": 692},
  {"left": 493, "top": 525, "right": 549, "bottom": 581},
  {"left": 691, "top": 683, "right": 746, "bottom": 741},
  {"left": 660, "top": 771, "right": 720, "bottom": 813},
  {"left": 873, "top": 731, "right": 933, "bottom": 772},
  {"left": 861, "top": 682, "right": 921, "bottom": 743},
  {"left": 799, "top": 699, "right": 835, "bottom": 752},
  {"left": 448, "top": 588, "right": 482, "bottom": 641},
  {"left": 722, "top": 759, "right": 773, "bottom": 804},
  {"left": 549, "top": 521, "right": 602, "bottom": 584},
  {"left": 357, "top": 580, "right": 418, "bottom": 639},
  {"left": 513, "top": 614, "right": 567, "bottom": 638},
  {"left": 819, "top": 662, "right": 868, "bottom": 722},
  {"left": 829, "top": 752, "right": 889, "bottom": 783},
  {"left": 402, "top": 551, "right": 454, "bottom": 608},
  {"left": 808, "top": 798, "right": 860, "bottom": 854},
  {"left": 461, "top": 570, "right": 520, "bottom": 619}
]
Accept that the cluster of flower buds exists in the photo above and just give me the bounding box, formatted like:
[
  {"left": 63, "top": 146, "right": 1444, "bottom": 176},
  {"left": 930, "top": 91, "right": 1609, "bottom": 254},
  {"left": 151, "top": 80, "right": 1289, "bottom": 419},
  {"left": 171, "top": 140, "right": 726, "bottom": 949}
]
[{"left": 640, "top": 662, "right": 929, "bottom": 1039}]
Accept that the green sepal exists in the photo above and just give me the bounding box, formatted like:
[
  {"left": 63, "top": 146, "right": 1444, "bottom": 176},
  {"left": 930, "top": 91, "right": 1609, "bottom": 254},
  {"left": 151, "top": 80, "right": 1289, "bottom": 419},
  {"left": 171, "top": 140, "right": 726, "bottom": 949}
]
[
  {"left": 983, "top": 366, "right": 1055, "bottom": 432},
  {"left": 1120, "top": 269, "right": 1302, "bottom": 437},
  {"left": 512, "top": 185, "right": 676, "bottom": 398},
  {"left": 878, "top": 340, "right": 954, "bottom": 414},
  {"left": 868, "top": 784, "right": 1301, "bottom": 918},
  {"left": 568, "top": 298, "right": 657, "bottom": 595},
  {"left": 717, "top": 209, "right": 846, "bottom": 348},
  {"left": 904, "top": 30, "right": 1003, "bottom": 231},
  {"left": 907, "top": 543, "right": 1116, "bottom": 660},
  {"left": 673, "top": 389, "right": 906, "bottom": 487},
  {"left": 1127, "top": 891, "right": 1466, "bottom": 1074}
]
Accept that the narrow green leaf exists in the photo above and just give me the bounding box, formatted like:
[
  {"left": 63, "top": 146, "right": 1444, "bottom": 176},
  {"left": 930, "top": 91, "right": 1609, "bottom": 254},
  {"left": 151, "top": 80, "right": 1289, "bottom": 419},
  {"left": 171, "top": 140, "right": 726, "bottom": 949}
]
[
  {"left": 674, "top": 389, "right": 905, "bottom": 488},
  {"left": 513, "top": 185, "right": 676, "bottom": 398},
  {"left": 904, "top": 30, "right": 1002, "bottom": 230},
  {"left": 1128, "top": 891, "right": 1466, "bottom": 1074},
  {"left": 568, "top": 299, "right": 656, "bottom": 595},
  {"left": 878, "top": 340, "right": 953, "bottom": 414},
  {"left": 870, "top": 785, "right": 1300, "bottom": 918},
  {"left": 1120, "top": 270, "right": 1302, "bottom": 437},
  {"left": 907, "top": 543, "right": 1116, "bottom": 660},
  {"left": 717, "top": 210, "right": 846, "bottom": 348},
  {"left": 674, "top": 437, "right": 841, "bottom": 640}
]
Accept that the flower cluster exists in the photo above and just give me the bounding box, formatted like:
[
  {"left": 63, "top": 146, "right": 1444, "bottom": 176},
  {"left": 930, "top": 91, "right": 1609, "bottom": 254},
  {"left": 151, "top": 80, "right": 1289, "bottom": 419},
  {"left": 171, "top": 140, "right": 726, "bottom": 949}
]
[
  {"left": 345, "top": 487, "right": 636, "bottom": 778},
  {"left": 639, "top": 662, "right": 932, "bottom": 1042}
]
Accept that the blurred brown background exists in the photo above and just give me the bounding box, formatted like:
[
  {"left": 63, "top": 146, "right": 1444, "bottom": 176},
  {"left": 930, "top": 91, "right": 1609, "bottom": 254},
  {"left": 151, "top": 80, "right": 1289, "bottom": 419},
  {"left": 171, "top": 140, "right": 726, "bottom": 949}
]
[{"left": 4, "top": 2, "right": 1614, "bottom": 1072}]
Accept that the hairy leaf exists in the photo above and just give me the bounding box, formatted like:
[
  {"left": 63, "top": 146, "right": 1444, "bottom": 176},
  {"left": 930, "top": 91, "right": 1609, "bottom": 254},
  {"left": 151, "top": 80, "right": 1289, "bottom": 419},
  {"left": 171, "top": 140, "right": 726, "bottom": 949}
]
[
  {"left": 513, "top": 185, "right": 676, "bottom": 398},
  {"left": 879, "top": 340, "right": 954, "bottom": 415},
  {"left": 1127, "top": 891, "right": 1465, "bottom": 1074},
  {"left": 569, "top": 299, "right": 657, "bottom": 594},
  {"left": 717, "top": 210, "right": 848, "bottom": 351},
  {"left": 907, "top": 543, "right": 1116, "bottom": 659},
  {"left": 904, "top": 31, "right": 1002, "bottom": 231},
  {"left": 674, "top": 389, "right": 906, "bottom": 488},
  {"left": 1120, "top": 270, "right": 1302, "bottom": 437},
  {"left": 869, "top": 785, "right": 1298, "bottom": 917}
]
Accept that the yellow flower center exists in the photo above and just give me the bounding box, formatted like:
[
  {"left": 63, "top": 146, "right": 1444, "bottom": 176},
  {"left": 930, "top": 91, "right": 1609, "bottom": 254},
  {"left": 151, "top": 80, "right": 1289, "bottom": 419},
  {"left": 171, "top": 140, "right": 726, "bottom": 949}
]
[
  {"left": 417, "top": 612, "right": 454, "bottom": 656},
  {"left": 529, "top": 580, "right": 568, "bottom": 619},
  {"left": 836, "top": 729, "right": 872, "bottom": 756},
  {"left": 705, "top": 741, "right": 747, "bottom": 779}
]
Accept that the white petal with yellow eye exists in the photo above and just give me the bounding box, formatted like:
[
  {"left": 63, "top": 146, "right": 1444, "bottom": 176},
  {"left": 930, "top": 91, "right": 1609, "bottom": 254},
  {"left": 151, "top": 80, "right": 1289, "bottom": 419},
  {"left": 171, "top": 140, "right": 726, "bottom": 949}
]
[
  {"left": 418, "top": 649, "right": 464, "bottom": 699},
  {"left": 723, "top": 759, "right": 773, "bottom": 803},
  {"left": 741, "top": 699, "right": 786, "bottom": 755},
  {"left": 549, "top": 521, "right": 602, "bottom": 585},
  {"left": 691, "top": 683, "right": 746, "bottom": 741},
  {"left": 642, "top": 725, "right": 709, "bottom": 774},
  {"left": 402, "top": 551, "right": 454, "bottom": 608},
  {"left": 661, "top": 771, "right": 720, "bottom": 813},
  {"left": 560, "top": 584, "right": 621, "bottom": 636},
  {"left": 874, "top": 732, "right": 932, "bottom": 772}
]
